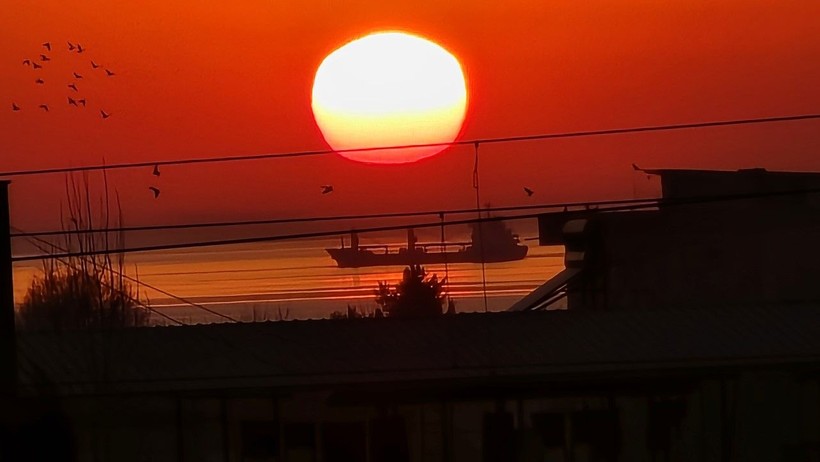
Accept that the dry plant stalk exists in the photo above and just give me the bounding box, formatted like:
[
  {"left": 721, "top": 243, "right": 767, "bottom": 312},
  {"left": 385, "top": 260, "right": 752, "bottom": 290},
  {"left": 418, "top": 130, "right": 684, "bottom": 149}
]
[{"left": 18, "top": 173, "right": 150, "bottom": 331}]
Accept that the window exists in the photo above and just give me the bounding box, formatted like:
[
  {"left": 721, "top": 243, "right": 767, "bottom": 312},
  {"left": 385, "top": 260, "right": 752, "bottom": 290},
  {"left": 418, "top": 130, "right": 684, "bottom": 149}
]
[
  {"left": 482, "top": 410, "right": 515, "bottom": 462},
  {"left": 241, "top": 421, "right": 279, "bottom": 462},
  {"left": 284, "top": 423, "right": 315, "bottom": 462},
  {"left": 322, "top": 422, "right": 366, "bottom": 462},
  {"left": 370, "top": 416, "right": 409, "bottom": 462},
  {"left": 572, "top": 410, "right": 619, "bottom": 462}
]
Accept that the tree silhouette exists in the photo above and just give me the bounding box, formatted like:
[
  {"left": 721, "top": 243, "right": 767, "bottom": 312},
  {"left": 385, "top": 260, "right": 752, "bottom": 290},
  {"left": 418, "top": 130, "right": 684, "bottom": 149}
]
[{"left": 375, "top": 265, "right": 445, "bottom": 318}]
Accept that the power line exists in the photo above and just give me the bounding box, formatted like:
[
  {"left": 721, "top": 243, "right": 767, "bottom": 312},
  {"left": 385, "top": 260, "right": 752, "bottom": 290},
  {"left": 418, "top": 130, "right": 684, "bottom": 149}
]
[
  {"left": 14, "top": 185, "right": 321, "bottom": 373},
  {"left": 12, "top": 227, "right": 240, "bottom": 323},
  {"left": 14, "top": 230, "right": 306, "bottom": 378},
  {"left": 11, "top": 215, "right": 499, "bottom": 261},
  {"left": 11, "top": 197, "right": 660, "bottom": 238},
  {"left": 1, "top": 113, "right": 818, "bottom": 178},
  {"left": 14, "top": 227, "right": 186, "bottom": 326},
  {"left": 13, "top": 186, "right": 820, "bottom": 262}
]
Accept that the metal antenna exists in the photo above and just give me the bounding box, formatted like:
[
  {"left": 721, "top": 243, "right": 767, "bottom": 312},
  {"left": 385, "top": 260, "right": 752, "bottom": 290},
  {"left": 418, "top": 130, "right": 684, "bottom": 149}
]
[
  {"left": 440, "top": 212, "right": 451, "bottom": 305},
  {"left": 473, "top": 142, "right": 489, "bottom": 312}
]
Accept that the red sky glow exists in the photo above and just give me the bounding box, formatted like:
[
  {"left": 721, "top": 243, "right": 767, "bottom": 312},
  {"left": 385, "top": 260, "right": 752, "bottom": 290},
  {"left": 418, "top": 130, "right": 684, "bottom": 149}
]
[{"left": 1, "top": 0, "right": 819, "bottom": 232}]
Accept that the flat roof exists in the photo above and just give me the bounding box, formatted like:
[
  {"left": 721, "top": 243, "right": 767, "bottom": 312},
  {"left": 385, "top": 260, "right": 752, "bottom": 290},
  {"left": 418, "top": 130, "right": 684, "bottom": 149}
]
[{"left": 16, "top": 305, "right": 820, "bottom": 396}]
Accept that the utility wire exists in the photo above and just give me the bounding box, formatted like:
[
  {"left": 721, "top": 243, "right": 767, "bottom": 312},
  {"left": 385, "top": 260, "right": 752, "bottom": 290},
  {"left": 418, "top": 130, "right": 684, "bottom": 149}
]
[
  {"left": 14, "top": 227, "right": 186, "bottom": 326},
  {"left": 12, "top": 227, "right": 240, "bottom": 323},
  {"left": 14, "top": 230, "right": 306, "bottom": 386},
  {"left": 10, "top": 197, "right": 659, "bottom": 238},
  {"left": 13, "top": 187, "right": 820, "bottom": 262},
  {"left": 0, "top": 114, "right": 818, "bottom": 178},
  {"left": 115, "top": 273, "right": 240, "bottom": 323},
  {"left": 11, "top": 215, "right": 506, "bottom": 261}
]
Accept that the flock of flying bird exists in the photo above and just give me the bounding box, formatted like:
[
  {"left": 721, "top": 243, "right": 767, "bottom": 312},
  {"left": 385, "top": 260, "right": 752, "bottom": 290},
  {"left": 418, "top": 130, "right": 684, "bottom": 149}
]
[
  {"left": 12, "top": 42, "right": 536, "bottom": 201},
  {"left": 12, "top": 41, "right": 114, "bottom": 118}
]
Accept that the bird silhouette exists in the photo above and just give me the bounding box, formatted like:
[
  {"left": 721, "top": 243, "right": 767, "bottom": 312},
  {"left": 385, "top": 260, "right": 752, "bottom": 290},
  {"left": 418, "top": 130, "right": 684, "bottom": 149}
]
[
  {"left": 32, "top": 62, "right": 42, "bottom": 69},
  {"left": 91, "top": 61, "right": 99, "bottom": 69},
  {"left": 22, "top": 59, "right": 31, "bottom": 66},
  {"left": 68, "top": 83, "right": 78, "bottom": 92},
  {"left": 148, "top": 186, "right": 160, "bottom": 198},
  {"left": 100, "top": 110, "right": 110, "bottom": 119},
  {"left": 73, "top": 72, "right": 83, "bottom": 79},
  {"left": 523, "top": 187, "right": 534, "bottom": 197},
  {"left": 42, "top": 42, "right": 51, "bottom": 51},
  {"left": 68, "top": 97, "right": 77, "bottom": 106},
  {"left": 39, "top": 104, "right": 48, "bottom": 112},
  {"left": 67, "top": 41, "right": 75, "bottom": 51},
  {"left": 35, "top": 78, "right": 44, "bottom": 84},
  {"left": 39, "top": 54, "right": 50, "bottom": 61},
  {"left": 152, "top": 164, "right": 160, "bottom": 177},
  {"left": 76, "top": 44, "right": 84, "bottom": 53},
  {"left": 77, "top": 99, "right": 86, "bottom": 107},
  {"left": 321, "top": 185, "right": 334, "bottom": 194},
  {"left": 12, "top": 103, "right": 20, "bottom": 111},
  {"left": 105, "top": 69, "right": 115, "bottom": 77}
]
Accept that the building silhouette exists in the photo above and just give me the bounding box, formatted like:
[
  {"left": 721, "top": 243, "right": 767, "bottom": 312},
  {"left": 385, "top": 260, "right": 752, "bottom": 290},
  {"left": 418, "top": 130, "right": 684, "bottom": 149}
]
[{"left": 2, "top": 168, "right": 820, "bottom": 461}]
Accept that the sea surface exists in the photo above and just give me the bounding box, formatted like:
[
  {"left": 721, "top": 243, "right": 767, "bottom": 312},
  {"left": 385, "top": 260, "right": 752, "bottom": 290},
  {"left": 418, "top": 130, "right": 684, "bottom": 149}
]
[{"left": 13, "top": 230, "right": 565, "bottom": 324}]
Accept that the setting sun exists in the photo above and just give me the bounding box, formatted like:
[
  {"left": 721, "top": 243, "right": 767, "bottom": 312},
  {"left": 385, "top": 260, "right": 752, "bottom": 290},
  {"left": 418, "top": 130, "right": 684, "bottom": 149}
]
[{"left": 311, "top": 31, "right": 468, "bottom": 164}]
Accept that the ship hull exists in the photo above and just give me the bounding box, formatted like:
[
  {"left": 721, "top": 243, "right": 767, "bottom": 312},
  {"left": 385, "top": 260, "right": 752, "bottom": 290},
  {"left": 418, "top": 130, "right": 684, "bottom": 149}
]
[{"left": 326, "top": 245, "right": 528, "bottom": 268}]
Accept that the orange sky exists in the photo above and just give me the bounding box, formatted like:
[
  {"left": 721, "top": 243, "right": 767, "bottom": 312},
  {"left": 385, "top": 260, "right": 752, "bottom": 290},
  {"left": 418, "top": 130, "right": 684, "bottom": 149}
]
[{"left": 2, "top": 0, "right": 820, "bottom": 234}]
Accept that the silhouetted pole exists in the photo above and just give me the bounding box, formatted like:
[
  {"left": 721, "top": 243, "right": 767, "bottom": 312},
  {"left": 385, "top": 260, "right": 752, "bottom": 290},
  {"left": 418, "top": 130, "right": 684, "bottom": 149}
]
[{"left": 0, "top": 181, "right": 16, "bottom": 398}]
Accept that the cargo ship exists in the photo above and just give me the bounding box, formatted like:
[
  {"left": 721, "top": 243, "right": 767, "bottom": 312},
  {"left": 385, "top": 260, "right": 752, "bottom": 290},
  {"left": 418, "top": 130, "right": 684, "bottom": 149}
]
[{"left": 326, "top": 221, "right": 528, "bottom": 268}]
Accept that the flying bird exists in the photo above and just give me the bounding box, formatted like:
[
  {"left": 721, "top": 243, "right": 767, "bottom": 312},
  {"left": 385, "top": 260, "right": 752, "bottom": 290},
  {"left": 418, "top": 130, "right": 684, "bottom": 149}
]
[
  {"left": 42, "top": 42, "right": 51, "bottom": 51},
  {"left": 523, "top": 187, "right": 534, "bottom": 197},
  {"left": 91, "top": 61, "right": 99, "bottom": 69},
  {"left": 105, "top": 69, "right": 115, "bottom": 77},
  {"left": 39, "top": 104, "right": 48, "bottom": 112},
  {"left": 11, "top": 103, "right": 20, "bottom": 111},
  {"left": 68, "top": 97, "right": 77, "bottom": 106},
  {"left": 321, "top": 185, "right": 334, "bottom": 194},
  {"left": 22, "top": 59, "right": 31, "bottom": 66},
  {"left": 76, "top": 44, "right": 84, "bottom": 53},
  {"left": 68, "top": 83, "right": 78, "bottom": 92},
  {"left": 39, "top": 54, "right": 50, "bottom": 61},
  {"left": 67, "top": 41, "right": 75, "bottom": 51},
  {"left": 77, "top": 99, "right": 86, "bottom": 107},
  {"left": 100, "top": 110, "right": 110, "bottom": 119},
  {"left": 148, "top": 186, "right": 160, "bottom": 198},
  {"left": 32, "top": 62, "right": 42, "bottom": 69},
  {"left": 152, "top": 164, "right": 160, "bottom": 177},
  {"left": 35, "top": 78, "right": 44, "bottom": 84},
  {"left": 73, "top": 72, "right": 83, "bottom": 79}
]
